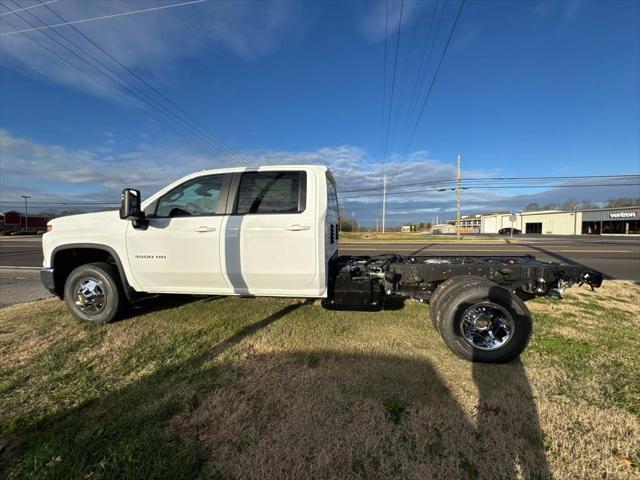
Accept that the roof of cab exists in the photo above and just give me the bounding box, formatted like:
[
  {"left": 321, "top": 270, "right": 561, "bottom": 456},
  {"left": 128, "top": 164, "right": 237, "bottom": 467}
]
[{"left": 202, "top": 164, "right": 329, "bottom": 174}]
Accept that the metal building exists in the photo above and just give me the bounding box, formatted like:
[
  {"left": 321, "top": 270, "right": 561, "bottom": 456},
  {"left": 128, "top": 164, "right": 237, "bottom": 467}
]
[
  {"left": 581, "top": 207, "right": 640, "bottom": 234},
  {"left": 480, "top": 206, "right": 640, "bottom": 235}
]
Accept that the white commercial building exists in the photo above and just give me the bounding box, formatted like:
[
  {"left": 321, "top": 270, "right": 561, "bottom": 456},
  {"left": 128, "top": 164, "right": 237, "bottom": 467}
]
[{"left": 480, "top": 206, "right": 640, "bottom": 235}]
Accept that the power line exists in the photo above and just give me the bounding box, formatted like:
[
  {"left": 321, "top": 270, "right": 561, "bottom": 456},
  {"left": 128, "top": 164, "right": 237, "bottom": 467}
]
[
  {"left": 0, "top": 14, "right": 143, "bottom": 109},
  {"left": 5, "top": 1, "right": 223, "bottom": 157},
  {"left": 0, "top": 0, "right": 58, "bottom": 16},
  {"left": 339, "top": 182, "right": 640, "bottom": 200},
  {"left": 37, "top": 0, "right": 249, "bottom": 165},
  {"left": 379, "top": 0, "right": 390, "bottom": 226},
  {"left": 338, "top": 174, "right": 640, "bottom": 194},
  {"left": 0, "top": 0, "right": 207, "bottom": 37},
  {"left": 398, "top": 0, "right": 444, "bottom": 149},
  {"left": 403, "top": 0, "right": 466, "bottom": 155},
  {"left": 380, "top": 0, "right": 389, "bottom": 161},
  {"left": 5, "top": 0, "right": 248, "bottom": 165},
  {"left": 381, "top": 0, "right": 404, "bottom": 174},
  {"left": 3, "top": 178, "right": 638, "bottom": 206},
  {"left": 390, "top": 0, "right": 425, "bottom": 149}
]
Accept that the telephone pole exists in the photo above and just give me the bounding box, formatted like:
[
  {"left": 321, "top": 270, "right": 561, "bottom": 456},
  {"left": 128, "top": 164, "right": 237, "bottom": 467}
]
[
  {"left": 381, "top": 175, "right": 387, "bottom": 234},
  {"left": 21, "top": 195, "right": 31, "bottom": 232},
  {"left": 456, "top": 154, "right": 461, "bottom": 240}
]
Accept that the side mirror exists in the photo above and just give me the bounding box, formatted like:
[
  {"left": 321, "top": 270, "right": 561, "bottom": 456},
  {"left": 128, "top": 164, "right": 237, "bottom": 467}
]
[{"left": 119, "top": 188, "right": 143, "bottom": 220}]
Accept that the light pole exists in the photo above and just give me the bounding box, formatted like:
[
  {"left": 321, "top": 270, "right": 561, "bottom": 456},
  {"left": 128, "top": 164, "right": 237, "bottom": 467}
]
[
  {"left": 21, "top": 195, "right": 31, "bottom": 232},
  {"left": 456, "top": 154, "right": 461, "bottom": 240},
  {"left": 381, "top": 175, "right": 387, "bottom": 234}
]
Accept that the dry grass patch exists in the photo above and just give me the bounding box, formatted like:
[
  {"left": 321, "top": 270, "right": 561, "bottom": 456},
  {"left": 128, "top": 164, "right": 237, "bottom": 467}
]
[{"left": 1, "top": 281, "right": 639, "bottom": 479}]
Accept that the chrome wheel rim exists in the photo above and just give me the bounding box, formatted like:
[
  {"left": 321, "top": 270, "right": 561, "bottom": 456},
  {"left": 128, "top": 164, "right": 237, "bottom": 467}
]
[
  {"left": 74, "top": 277, "right": 106, "bottom": 315},
  {"left": 460, "top": 303, "right": 514, "bottom": 351}
]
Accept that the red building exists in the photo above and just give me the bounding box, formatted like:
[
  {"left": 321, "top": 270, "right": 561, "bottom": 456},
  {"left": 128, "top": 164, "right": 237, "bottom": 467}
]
[{"left": 0, "top": 211, "right": 49, "bottom": 231}]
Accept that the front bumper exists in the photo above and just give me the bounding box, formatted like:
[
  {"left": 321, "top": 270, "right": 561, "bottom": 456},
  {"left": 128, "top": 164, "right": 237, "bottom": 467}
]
[{"left": 40, "top": 268, "right": 57, "bottom": 295}]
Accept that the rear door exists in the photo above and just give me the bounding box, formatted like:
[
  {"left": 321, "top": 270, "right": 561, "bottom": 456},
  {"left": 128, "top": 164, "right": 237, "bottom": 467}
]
[{"left": 222, "top": 170, "right": 317, "bottom": 295}]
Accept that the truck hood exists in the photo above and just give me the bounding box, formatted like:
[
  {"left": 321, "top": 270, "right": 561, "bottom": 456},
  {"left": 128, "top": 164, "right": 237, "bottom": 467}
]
[{"left": 49, "top": 210, "right": 120, "bottom": 228}]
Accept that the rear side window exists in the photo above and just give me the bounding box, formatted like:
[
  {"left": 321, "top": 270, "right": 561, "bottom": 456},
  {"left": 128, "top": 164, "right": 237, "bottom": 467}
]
[
  {"left": 327, "top": 175, "right": 339, "bottom": 217},
  {"left": 235, "top": 171, "right": 306, "bottom": 214}
]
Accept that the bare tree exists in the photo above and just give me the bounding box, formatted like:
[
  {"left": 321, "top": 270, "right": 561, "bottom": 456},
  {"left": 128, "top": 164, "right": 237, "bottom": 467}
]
[
  {"left": 561, "top": 198, "right": 579, "bottom": 210},
  {"left": 523, "top": 203, "right": 541, "bottom": 211},
  {"left": 606, "top": 197, "right": 640, "bottom": 208},
  {"left": 579, "top": 199, "right": 597, "bottom": 209}
]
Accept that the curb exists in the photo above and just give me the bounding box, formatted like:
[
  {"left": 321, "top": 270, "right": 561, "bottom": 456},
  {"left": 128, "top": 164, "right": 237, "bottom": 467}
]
[{"left": 0, "top": 266, "right": 40, "bottom": 270}]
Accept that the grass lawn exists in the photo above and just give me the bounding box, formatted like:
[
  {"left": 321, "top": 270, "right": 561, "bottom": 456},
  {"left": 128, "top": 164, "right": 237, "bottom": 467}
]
[{"left": 1, "top": 281, "right": 638, "bottom": 479}]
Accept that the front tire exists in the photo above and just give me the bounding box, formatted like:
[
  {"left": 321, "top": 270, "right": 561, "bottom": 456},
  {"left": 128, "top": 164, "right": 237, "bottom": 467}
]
[
  {"left": 64, "top": 262, "right": 123, "bottom": 324},
  {"left": 438, "top": 283, "right": 532, "bottom": 363}
]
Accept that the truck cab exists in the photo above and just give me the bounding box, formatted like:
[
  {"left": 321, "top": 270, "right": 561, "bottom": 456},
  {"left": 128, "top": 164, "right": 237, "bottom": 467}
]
[{"left": 42, "top": 165, "right": 339, "bottom": 309}]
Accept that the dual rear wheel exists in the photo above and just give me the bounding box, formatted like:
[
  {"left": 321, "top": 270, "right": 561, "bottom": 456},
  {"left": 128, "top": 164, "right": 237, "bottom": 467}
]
[{"left": 429, "top": 276, "right": 532, "bottom": 363}]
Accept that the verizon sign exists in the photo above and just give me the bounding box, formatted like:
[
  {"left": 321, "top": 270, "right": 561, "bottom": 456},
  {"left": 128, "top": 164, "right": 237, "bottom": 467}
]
[{"left": 610, "top": 212, "right": 637, "bottom": 219}]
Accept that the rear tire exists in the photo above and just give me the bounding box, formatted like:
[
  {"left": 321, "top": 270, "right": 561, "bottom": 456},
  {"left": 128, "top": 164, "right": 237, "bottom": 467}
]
[
  {"left": 64, "top": 262, "right": 123, "bottom": 324},
  {"left": 429, "top": 275, "right": 493, "bottom": 333},
  {"left": 438, "top": 283, "right": 532, "bottom": 363}
]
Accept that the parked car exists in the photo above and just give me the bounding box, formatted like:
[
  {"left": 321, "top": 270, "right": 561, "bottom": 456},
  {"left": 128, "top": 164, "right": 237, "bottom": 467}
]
[
  {"left": 499, "top": 227, "right": 521, "bottom": 235},
  {"left": 40, "top": 165, "right": 602, "bottom": 363}
]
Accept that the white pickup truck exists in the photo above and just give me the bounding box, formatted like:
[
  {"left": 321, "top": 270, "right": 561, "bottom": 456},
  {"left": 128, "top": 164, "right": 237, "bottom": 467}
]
[{"left": 41, "top": 165, "right": 602, "bottom": 363}]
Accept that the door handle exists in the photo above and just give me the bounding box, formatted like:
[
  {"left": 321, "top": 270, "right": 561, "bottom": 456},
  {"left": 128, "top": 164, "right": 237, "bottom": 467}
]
[
  {"left": 194, "top": 226, "right": 216, "bottom": 232},
  {"left": 285, "top": 224, "right": 311, "bottom": 231}
]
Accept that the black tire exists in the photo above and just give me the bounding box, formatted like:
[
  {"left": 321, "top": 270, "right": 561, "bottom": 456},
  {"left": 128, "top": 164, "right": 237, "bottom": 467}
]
[
  {"left": 438, "top": 283, "right": 532, "bottom": 363},
  {"left": 429, "top": 275, "right": 492, "bottom": 333},
  {"left": 63, "top": 262, "right": 123, "bottom": 324}
]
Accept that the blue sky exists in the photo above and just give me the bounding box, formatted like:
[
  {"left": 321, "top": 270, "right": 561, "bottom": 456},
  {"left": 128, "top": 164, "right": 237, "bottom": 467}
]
[{"left": 1, "top": 0, "right": 639, "bottom": 225}]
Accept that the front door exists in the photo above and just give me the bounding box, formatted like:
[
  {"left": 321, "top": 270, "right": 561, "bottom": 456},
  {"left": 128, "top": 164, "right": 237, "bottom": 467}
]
[
  {"left": 126, "top": 174, "right": 228, "bottom": 293},
  {"left": 222, "top": 170, "right": 317, "bottom": 295}
]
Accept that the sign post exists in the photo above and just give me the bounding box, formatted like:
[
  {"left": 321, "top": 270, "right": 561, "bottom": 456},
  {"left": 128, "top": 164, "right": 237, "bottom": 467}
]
[{"left": 509, "top": 213, "right": 517, "bottom": 238}]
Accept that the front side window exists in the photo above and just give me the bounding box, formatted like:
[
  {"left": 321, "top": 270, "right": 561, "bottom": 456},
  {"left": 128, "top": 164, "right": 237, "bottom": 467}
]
[
  {"left": 236, "top": 171, "right": 305, "bottom": 214},
  {"left": 155, "top": 175, "right": 224, "bottom": 217}
]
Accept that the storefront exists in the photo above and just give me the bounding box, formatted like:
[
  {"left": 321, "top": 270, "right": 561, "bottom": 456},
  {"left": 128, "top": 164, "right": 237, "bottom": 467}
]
[{"left": 581, "top": 208, "right": 640, "bottom": 235}]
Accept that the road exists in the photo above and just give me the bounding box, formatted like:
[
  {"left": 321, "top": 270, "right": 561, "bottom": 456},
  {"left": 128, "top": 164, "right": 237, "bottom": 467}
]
[
  {"left": 340, "top": 236, "right": 640, "bottom": 281},
  {"left": 0, "top": 235, "right": 639, "bottom": 281}
]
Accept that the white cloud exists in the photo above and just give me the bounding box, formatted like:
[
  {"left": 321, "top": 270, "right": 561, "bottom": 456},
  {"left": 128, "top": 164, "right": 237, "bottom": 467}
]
[
  {"left": 356, "top": 0, "right": 421, "bottom": 43},
  {"left": 533, "top": 0, "right": 583, "bottom": 22},
  {"left": 2, "top": 129, "right": 637, "bottom": 225},
  {"left": 0, "top": 0, "right": 305, "bottom": 99},
  {"left": 0, "top": 129, "right": 472, "bottom": 207}
]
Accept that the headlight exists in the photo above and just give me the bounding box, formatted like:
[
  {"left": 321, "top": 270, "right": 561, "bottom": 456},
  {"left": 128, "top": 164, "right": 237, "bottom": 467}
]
[{"left": 47, "top": 225, "right": 53, "bottom": 232}]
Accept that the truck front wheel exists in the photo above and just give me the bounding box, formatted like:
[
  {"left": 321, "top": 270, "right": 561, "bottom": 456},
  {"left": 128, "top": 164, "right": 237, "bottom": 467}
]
[
  {"left": 63, "top": 262, "right": 123, "bottom": 324},
  {"left": 438, "top": 283, "right": 532, "bottom": 363}
]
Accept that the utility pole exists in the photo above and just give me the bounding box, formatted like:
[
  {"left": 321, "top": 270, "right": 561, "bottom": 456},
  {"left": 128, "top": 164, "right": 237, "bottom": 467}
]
[
  {"left": 21, "top": 195, "right": 31, "bottom": 233},
  {"left": 376, "top": 218, "right": 379, "bottom": 232},
  {"left": 382, "top": 175, "right": 387, "bottom": 234},
  {"left": 456, "top": 154, "right": 461, "bottom": 240}
]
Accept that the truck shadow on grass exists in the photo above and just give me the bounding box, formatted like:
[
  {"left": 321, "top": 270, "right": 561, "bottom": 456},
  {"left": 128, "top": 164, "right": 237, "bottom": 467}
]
[
  {"left": 3, "top": 302, "right": 551, "bottom": 480},
  {"left": 119, "top": 294, "right": 225, "bottom": 321}
]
